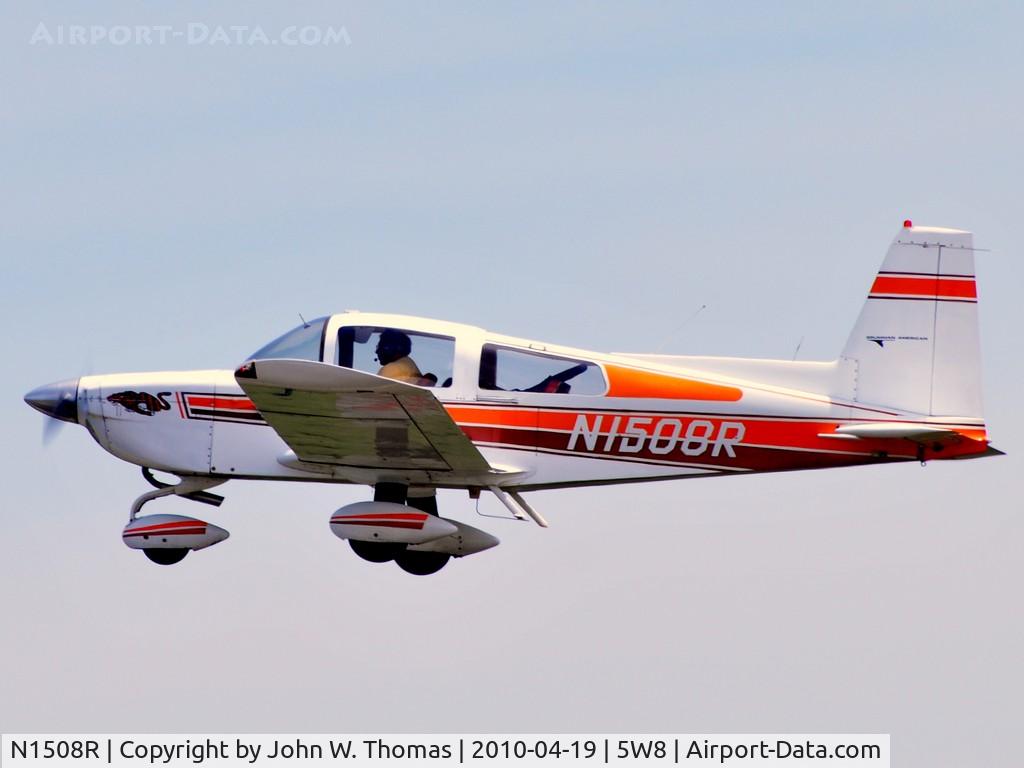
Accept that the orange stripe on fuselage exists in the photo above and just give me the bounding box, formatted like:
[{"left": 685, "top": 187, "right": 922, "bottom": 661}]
[
  {"left": 603, "top": 365, "right": 743, "bottom": 401},
  {"left": 187, "top": 396, "right": 257, "bottom": 411},
  {"left": 445, "top": 407, "right": 539, "bottom": 428},
  {"left": 446, "top": 405, "right": 989, "bottom": 460},
  {"left": 870, "top": 275, "right": 977, "bottom": 299}
]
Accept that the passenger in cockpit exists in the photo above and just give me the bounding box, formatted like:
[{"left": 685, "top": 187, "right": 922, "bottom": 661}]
[{"left": 376, "top": 329, "right": 427, "bottom": 384}]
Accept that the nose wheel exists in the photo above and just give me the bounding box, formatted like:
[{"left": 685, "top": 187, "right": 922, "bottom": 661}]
[{"left": 125, "top": 473, "right": 229, "bottom": 565}]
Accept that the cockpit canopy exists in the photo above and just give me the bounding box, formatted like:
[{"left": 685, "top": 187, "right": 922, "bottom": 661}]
[{"left": 247, "top": 313, "right": 608, "bottom": 396}]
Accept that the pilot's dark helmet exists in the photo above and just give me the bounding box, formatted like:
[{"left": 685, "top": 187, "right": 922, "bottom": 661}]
[{"left": 376, "top": 329, "right": 412, "bottom": 365}]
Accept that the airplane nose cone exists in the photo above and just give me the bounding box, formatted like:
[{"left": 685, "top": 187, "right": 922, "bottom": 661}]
[{"left": 24, "top": 378, "right": 80, "bottom": 423}]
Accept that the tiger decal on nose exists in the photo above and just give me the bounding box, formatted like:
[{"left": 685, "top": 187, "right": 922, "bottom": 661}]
[{"left": 107, "top": 391, "right": 172, "bottom": 416}]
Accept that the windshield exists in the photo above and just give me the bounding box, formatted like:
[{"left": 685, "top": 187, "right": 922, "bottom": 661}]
[{"left": 248, "top": 316, "right": 328, "bottom": 361}]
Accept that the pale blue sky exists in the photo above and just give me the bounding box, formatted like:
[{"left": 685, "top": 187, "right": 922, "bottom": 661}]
[{"left": 2, "top": 3, "right": 1022, "bottom": 766}]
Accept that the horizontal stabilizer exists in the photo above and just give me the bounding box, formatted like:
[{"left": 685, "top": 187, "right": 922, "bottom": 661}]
[
  {"left": 820, "top": 422, "right": 961, "bottom": 442},
  {"left": 949, "top": 444, "right": 1005, "bottom": 459}
]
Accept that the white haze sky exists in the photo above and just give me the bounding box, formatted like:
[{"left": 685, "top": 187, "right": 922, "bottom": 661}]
[{"left": 2, "top": 3, "right": 1022, "bottom": 766}]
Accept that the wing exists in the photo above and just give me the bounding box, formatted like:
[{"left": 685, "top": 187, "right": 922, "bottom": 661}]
[{"left": 235, "top": 359, "right": 492, "bottom": 475}]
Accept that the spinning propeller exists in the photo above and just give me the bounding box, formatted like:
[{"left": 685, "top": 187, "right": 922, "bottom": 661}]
[{"left": 25, "top": 378, "right": 80, "bottom": 445}]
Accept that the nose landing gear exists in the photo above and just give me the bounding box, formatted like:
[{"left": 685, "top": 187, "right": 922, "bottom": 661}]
[{"left": 124, "top": 472, "right": 229, "bottom": 565}]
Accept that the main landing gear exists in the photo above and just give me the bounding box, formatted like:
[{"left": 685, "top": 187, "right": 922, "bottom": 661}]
[
  {"left": 333, "top": 483, "right": 500, "bottom": 576},
  {"left": 347, "top": 484, "right": 451, "bottom": 576},
  {"left": 143, "top": 548, "right": 190, "bottom": 566},
  {"left": 120, "top": 472, "right": 503, "bottom": 573}
]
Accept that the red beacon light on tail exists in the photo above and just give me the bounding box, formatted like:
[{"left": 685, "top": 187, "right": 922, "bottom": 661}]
[{"left": 903, "top": 219, "right": 913, "bottom": 228}]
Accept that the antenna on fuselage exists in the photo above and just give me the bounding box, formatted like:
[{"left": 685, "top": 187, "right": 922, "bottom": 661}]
[
  {"left": 792, "top": 335, "right": 804, "bottom": 361},
  {"left": 298, "top": 313, "right": 310, "bottom": 328},
  {"left": 654, "top": 304, "right": 707, "bottom": 352}
]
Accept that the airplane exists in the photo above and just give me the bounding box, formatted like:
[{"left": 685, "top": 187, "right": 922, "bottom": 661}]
[{"left": 25, "top": 221, "right": 1002, "bottom": 575}]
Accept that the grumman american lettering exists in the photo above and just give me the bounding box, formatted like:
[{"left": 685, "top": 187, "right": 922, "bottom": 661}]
[{"left": 24, "top": 222, "right": 1002, "bottom": 575}]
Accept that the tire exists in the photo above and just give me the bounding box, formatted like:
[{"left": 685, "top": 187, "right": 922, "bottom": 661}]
[
  {"left": 394, "top": 550, "right": 450, "bottom": 576},
  {"left": 349, "top": 539, "right": 405, "bottom": 563},
  {"left": 143, "top": 548, "right": 189, "bottom": 565}
]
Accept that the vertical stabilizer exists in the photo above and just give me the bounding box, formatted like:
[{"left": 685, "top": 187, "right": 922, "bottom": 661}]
[{"left": 840, "top": 223, "right": 983, "bottom": 417}]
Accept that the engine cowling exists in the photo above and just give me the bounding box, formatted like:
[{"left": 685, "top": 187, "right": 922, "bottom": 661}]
[
  {"left": 330, "top": 501, "right": 457, "bottom": 544},
  {"left": 122, "top": 514, "right": 229, "bottom": 552}
]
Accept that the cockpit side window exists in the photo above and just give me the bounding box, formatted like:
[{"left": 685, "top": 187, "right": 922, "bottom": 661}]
[
  {"left": 479, "top": 344, "right": 606, "bottom": 395},
  {"left": 248, "top": 317, "right": 328, "bottom": 361},
  {"left": 337, "top": 326, "right": 456, "bottom": 388}
]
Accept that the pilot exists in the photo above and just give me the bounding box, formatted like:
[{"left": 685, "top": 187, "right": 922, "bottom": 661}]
[{"left": 376, "top": 329, "right": 426, "bottom": 384}]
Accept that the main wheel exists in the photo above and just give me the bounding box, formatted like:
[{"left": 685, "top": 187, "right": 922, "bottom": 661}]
[
  {"left": 143, "top": 548, "right": 189, "bottom": 565},
  {"left": 349, "top": 539, "right": 405, "bottom": 563},
  {"left": 394, "top": 550, "right": 450, "bottom": 576}
]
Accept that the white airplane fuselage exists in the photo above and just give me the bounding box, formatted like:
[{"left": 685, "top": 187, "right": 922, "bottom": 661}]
[
  {"left": 25, "top": 224, "right": 999, "bottom": 573},
  {"left": 70, "top": 312, "right": 988, "bottom": 492}
]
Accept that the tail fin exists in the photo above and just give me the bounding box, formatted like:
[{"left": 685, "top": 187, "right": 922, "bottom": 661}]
[{"left": 840, "top": 223, "right": 983, "bottom": 417}]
